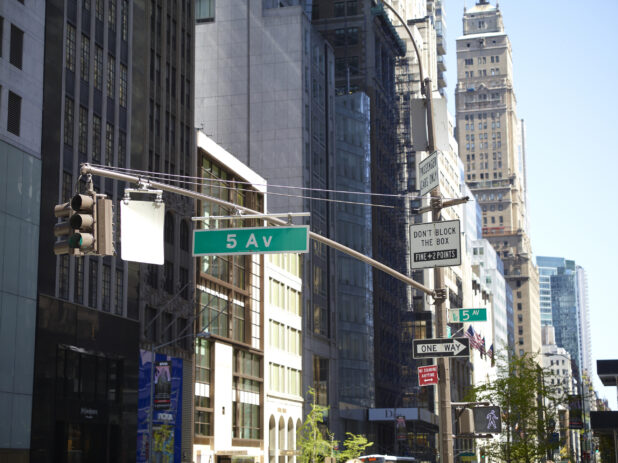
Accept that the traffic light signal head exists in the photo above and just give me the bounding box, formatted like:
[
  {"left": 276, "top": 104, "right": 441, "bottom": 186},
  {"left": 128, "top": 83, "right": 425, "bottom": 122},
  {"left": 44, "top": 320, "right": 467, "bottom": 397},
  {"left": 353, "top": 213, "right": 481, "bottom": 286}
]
[
  {"left": 53, "top": 201, "right": 74, "bottom": 255},
  {"left": 53, "top": 191, "right": 115, "bottom": 256},
  {"left": 68, "top": 193, "right": 96, "bottom": 253}
]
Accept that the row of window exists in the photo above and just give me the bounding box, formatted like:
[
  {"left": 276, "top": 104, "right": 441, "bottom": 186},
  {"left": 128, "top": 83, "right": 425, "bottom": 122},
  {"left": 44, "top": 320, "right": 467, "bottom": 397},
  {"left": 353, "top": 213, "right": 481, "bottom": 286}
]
[
  {"left": 267, "top": 253, "right": 301, "bottom": 278},
  {"left": 0, "top": 17, "right": 24, "bottom": 136},
  {"left": 268, "top": 278, "right": 301, "bottom": 316},
  {"left": 467, "top": 172, "right": 503, "bottom": 181},
  {"left": 64, "top": 96, "right": 127, "bottom": 164},
  {"left": 59, "top": 256, "right": 124, "bottom": 314},
  {"left": 268, "top": 363, "right": 301, "bottom": 396},
  {"left": 464, "top": 55, "right": 500, "bottom": 66},
  {"left": 467, "top": 160, "right": 503, "bottom": 171},
  {"left": 467, "top": 151, "right": 502, "bottom": 161},
  {"left": 465, "top": 141, "right": 502, "bottom": 151},
  {"left": 466, "top": 132, "right": 501, "bottom": 141},
  {"left": 65, "top": 23, "right": 128, "bottom": 106},
  {"left": 268, "top": 320, "right": 301, "bottom": 356},
  {"left": 464, "top": 68, "right": 501, "bottom": 78},
  {"left": 0, "top": 18, "right": 24, "bottom": 69}
]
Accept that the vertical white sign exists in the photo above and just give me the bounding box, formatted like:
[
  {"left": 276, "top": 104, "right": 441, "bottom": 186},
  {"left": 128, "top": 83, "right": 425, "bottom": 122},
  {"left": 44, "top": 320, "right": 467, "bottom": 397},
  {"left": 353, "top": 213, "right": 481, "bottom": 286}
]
[
  {"left": 120, "top": 200, "right": 165, "bottom": 264},
  {"left": 419, "top": 151, "right": 440, "bottom": 196}
]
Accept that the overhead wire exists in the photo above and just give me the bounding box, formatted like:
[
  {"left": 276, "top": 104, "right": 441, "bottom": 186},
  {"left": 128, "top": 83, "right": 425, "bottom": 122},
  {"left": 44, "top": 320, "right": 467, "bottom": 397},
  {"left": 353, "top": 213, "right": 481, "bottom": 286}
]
[{"left": 89, "top": 164, "right": 470, "bottom": 206}]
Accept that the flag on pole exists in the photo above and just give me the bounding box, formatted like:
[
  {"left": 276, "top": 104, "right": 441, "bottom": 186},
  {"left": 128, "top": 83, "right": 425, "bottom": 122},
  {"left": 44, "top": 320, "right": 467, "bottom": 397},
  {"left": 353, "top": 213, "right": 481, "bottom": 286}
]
[{"left": 465, "top": 325, "right": 481, "bottom": 350}]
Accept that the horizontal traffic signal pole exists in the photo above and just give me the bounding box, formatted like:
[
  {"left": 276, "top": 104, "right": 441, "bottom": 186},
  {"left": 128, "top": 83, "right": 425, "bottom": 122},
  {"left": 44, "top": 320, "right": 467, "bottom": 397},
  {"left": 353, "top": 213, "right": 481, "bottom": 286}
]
[{"left": 79, "top": 163, "right": 435, "bottom": 297}]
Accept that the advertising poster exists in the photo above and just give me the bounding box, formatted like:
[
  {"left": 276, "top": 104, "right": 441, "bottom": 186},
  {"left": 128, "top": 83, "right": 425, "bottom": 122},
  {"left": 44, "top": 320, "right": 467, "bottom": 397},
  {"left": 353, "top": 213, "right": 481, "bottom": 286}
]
[{"left": 137, "top": 350, "right": 183, "bottom": 463}]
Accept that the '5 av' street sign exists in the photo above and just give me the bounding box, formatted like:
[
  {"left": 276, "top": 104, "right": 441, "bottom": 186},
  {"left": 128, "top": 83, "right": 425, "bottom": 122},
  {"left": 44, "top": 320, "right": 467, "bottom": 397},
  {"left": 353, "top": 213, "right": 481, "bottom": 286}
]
[
  {"left": 448, "top": 308, "right": 487, "bottom": 323},
  {"left": 193, "top": 226, "right": 309, "bottom": 256}
]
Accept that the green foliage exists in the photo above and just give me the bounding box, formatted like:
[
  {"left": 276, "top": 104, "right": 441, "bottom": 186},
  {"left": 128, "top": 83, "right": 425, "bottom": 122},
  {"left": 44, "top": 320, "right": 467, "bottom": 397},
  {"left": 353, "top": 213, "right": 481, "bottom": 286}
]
[
  {"left": 297, "top": 388, "right": 335, "bottom": 463},
  {"left": 337, "top": 433, "right": 373, "bottom": 463},
  {"left": 466, "top": 352, "right": 568, "bottom": 463}
]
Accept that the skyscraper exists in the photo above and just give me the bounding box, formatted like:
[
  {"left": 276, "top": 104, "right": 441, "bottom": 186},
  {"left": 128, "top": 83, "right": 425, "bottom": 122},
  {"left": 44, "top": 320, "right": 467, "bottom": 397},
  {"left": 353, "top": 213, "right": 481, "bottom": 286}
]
[
  {"left": 32, "top": 0, "right": 196, "bottom": 460},
  {"left": 0, "top": 0, "right": 45, "bottom": 459},
  {"left": 455, "top": 0, "right": 540, "bottom": 357},
  {"left": 536, "top": 256, "right": 592, "bottom": 378}
]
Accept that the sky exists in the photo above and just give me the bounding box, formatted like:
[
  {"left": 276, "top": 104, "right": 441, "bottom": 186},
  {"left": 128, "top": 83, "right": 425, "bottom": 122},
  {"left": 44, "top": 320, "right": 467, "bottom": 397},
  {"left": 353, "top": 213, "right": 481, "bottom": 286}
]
[{"left": 442, "top": 0, "right": 618, "bottom": 409}]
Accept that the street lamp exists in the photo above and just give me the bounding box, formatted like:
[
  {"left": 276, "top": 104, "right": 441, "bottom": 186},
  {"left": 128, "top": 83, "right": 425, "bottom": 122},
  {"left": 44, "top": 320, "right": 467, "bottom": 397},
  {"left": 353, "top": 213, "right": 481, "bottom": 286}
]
[{"left": 147, "top": 329, "right": 211, "bottom": 463}]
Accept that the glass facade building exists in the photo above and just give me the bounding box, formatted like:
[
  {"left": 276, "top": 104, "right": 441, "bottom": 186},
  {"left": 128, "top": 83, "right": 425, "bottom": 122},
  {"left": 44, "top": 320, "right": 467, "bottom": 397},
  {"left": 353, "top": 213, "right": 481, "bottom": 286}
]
[{"left": 536, "top": 256, "right": 583, "bottom": 375}]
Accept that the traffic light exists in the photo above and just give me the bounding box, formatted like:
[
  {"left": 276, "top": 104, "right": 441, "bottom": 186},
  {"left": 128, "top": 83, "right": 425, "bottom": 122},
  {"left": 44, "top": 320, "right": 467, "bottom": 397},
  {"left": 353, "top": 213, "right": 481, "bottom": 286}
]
[
  {"left": 53, "top": 192, "right": 115, "bottom": 256},
  {"left": 95, "top": 197, "right": 115, "bottom": 256},
  {"left": 53, "top": 200, "right": 75, "bottom": 255},
  {"left": 69, "top": 193, "right": 96, "bottom": 254}
]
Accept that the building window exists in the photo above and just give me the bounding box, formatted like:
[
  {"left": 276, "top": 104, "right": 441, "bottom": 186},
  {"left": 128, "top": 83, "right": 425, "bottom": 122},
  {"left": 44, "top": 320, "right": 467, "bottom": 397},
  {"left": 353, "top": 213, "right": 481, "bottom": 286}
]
[
  {"left": 79, "top": 106, "right": 88, "bottom": 154},
  {"left": 92, "top": 114, "right": 101, "bottom": 163},
  {"left": 74, "top": 258, "right": 84, "bottom": 304},
  {"left": 94, "top": 46, "right": 103, "bottom": 90},
  {"left": 313, "top": 356, "right": 329, "bottom": 406},
  {"left": 115, "top": 268, "right": 123, "bottom": 315},
  {"left": 118, "top": 131, "right": 126, "bottom": 166},
  {"left": 102, "top": 264, "right": 111, "bottom": 311},
  {"left": 95, "top": 0, "right": 104, "bottom": 21},
  {"left": 164, "top": 212, "right": 174, "bottom": 243},
  {"left": 105, "top": 123, "right": 114, "bottom": 165},
  {"left": 121, "top": 0, "right": 128, "bottom": 41},
  {"left": 232, "top": 350, "right": 261, "bottom": 440},
  {"left": 119, "top": 64, "right": 127, "bottom": 107},
  {"left": 164, "top": 260, "right": 174, "bottom": 293},
  {"left": 196, "top": 0, "right": 214, "bottom": 23},
  {"left": 334, "top": 2, "right": 345, "bottom": 17},
  {"left": 59, "top": 255, "right": 70, "bottom": 299},
  {"left": 179, "top": 266, "right": 189, "bottom": 299},
  {"left": 64, "top": 97, "right": 74, "bottom": 146},
  {"left": 107, "top": 55, "right": 115, "bottom": 97},
  {"left": 89, "top": 260, "right": 98, "bottom": 307},
  {"left": 81, "top": 35, "right": 90, "bottom": 81},
  {"left": 195, "top": 338, "right": 212, "bottom": 436},
  {"left": 180, "top": 220, "right": 189, "bottom": 251},
  {"left": 7, "top": 91, "right": 21, "bottom": 136},
  {"left": 10, "top": 24, "right": 24, "bottom": 70},
  {"left": 108, "top": 0, "right": 116, "bottom": 31},
  {"left": 65, "top": 23, "right": 76, "bottom": 72}
]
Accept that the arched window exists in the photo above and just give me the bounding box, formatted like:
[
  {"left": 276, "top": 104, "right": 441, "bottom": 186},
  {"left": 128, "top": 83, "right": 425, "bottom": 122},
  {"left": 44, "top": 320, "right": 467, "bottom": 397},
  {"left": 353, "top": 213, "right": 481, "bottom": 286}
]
[
  {"left": 180, "top": 220, "right": 190, "bottom": 251},
  {"left": 287, "top": 418, "right": 295, "bottom": 463},
  {"left": 278, "top": 417, "right": 286, "bottom": 463},
  {"left": 269, "top": 416, "right": 276, "bottom": 463},
  {"left": 164, "top": 212, "right": 174, "bottom": 244}
]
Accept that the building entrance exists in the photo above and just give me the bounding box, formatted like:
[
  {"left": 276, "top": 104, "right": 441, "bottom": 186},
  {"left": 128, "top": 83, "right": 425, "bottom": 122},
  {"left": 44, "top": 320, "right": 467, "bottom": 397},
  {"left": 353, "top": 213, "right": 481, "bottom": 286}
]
[{"left": 54, "top": 421, "right": 121, "bottom": 463}]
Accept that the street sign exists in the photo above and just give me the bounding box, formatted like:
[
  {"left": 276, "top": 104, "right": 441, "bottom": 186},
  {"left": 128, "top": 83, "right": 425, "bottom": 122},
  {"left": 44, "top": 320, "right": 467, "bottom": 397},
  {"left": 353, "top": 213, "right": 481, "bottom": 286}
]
[
  {"left": 193, "top": 226, "right": 309, "bottom": 256},
  {"left": 419, "top": 151, "right": 440, "bottom": 196},
  {"left": 473, "top": 406, "right": 502, "bottom": 433},
  {"left": 418, "top": 365, "right": 439, "bottom": 386},
  {"left": 413, "top": 337, "right": 470, "bottom": 359},
  {"left": 410, "top": 220, "right": 461, "bottom": 269},
  {"left": 448, "top": 308, "right": 488, "bottom": 323}
]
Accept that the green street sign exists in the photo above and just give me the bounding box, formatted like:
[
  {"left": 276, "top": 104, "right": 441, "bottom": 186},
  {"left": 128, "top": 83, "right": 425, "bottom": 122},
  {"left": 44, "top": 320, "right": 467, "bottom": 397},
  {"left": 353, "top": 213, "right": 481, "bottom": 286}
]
[
  {"left": 193, "top": 226, "right": 309, "bottom": 256},
  {"left": 448, "top": 308, "right": 487, "bottom": 323}
]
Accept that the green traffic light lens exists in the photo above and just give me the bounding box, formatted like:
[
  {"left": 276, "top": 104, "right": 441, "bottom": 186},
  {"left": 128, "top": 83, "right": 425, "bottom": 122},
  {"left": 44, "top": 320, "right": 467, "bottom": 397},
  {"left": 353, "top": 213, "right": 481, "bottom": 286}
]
[{"left": 68, "top": 233, "right": 82, "bottom": 248}]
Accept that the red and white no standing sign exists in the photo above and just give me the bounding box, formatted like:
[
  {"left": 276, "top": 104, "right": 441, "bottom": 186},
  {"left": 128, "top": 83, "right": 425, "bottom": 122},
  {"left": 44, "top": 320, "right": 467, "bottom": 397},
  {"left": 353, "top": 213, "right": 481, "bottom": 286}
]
[{"left": 418, "top": 365, "right": 439, "bottom": 386}]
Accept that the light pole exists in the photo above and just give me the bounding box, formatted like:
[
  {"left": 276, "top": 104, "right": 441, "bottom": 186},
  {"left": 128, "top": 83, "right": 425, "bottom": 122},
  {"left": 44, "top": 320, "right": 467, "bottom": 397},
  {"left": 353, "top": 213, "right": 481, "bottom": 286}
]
[{"left": 147, "top": 330, "right": 211, "bottom": 463}]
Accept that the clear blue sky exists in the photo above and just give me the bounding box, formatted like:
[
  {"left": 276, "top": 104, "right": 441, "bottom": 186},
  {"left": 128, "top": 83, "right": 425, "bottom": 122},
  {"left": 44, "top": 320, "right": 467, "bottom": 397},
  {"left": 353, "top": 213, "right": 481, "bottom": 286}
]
[{"left": 443, "top": 0, "right": 618, "bottom": 409}]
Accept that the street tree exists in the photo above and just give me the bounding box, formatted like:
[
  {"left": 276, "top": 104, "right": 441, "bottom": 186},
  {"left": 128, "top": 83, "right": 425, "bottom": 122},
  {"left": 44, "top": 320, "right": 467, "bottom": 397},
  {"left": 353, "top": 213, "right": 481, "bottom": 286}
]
[
  {"left": 297, "top": 388, "right": 335, "bottom": 463},
  {"left": 337, "top": 433, "right": 373, "bottom": 462},
  {"left": 466, "top": 352, "right": 567, "bottom": 463}
]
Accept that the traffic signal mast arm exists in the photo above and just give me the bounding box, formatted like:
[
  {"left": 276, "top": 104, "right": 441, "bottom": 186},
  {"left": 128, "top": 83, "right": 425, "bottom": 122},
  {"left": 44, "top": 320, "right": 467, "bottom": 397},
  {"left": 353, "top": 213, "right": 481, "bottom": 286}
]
[{"left": 79, "top": 163, "right": 435, "bottom": 297}]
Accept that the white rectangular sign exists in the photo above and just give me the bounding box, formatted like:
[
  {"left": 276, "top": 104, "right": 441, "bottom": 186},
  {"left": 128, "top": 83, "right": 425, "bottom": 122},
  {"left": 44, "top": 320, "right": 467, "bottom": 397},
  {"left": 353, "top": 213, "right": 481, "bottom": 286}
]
[
  {"left": 120, "top": 200, "right": 165, "bottom": 264},
  {"left": 418, "top": 151, "right": 440, "bottom": 196},
  {"left": 410, "top": 220, "right": 461, "bottom": 269}
]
